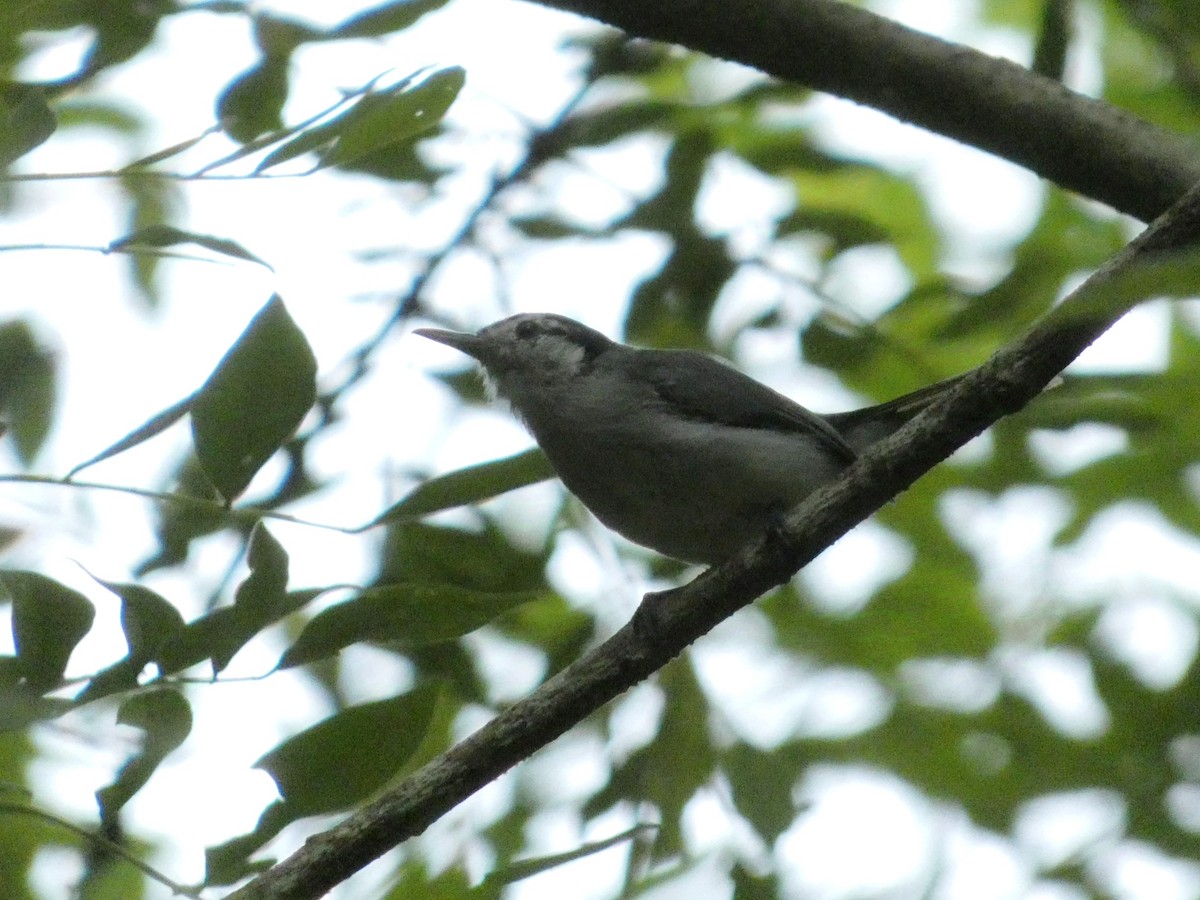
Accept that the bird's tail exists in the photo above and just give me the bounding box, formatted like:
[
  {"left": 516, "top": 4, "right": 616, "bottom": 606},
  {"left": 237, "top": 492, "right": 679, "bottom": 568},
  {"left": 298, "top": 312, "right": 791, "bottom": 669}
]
[{"left": 823, "top": 374, "right": 968, "bottom": 452}]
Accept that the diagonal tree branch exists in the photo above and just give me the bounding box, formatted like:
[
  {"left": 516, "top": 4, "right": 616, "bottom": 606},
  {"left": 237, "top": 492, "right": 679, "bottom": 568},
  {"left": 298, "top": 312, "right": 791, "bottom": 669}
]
[
  {"left": 524, "top": 0, "right": 1200, "bottom": 222},
  {"left": 226, "top": 173, "right": 1200, "bottom": 900}
]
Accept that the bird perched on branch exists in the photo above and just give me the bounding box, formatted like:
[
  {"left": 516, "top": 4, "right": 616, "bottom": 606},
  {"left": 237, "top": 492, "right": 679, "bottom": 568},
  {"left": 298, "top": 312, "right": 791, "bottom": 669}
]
[{"left": 418, "top": 313, "right": 959, "bottom": 565}]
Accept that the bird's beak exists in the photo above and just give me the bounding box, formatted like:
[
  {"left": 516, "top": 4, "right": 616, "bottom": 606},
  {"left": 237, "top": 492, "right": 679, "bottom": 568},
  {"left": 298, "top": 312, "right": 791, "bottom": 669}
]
[{"left": 414, "top": 327, "right": 487, "bottom": 360}]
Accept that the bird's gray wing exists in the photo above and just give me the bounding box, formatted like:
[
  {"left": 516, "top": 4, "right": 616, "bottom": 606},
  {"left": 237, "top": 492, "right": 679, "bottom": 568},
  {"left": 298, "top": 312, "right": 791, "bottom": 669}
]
[{"left": 626, "top": 348, "right": 857, "bottom": 463}]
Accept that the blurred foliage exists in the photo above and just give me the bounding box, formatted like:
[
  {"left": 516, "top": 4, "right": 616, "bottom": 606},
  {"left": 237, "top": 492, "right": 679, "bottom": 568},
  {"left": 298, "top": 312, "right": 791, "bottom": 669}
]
[{"left": 2, "top": 0, "right": 1200, "bottom": 898}]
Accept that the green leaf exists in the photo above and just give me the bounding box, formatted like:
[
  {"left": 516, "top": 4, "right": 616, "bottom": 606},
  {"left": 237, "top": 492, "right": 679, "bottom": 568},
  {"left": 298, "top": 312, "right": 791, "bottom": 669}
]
[
  {"left": 191, "top": 295, "right": 317, "bottom": 501},
  {"left": 329, "top": 0, "right": 451, "bottom": 38},
  {"left": 722, "top": 742, "right": 803, "bottom": 843},
  {"left": 154, "top": 525, "right": 314, "bottom": 675},
  {"left": 66, "top": 391, "right": 197, "bottom": 479},
  {"left": 96, "top": 688, "right": 192, "bottom": 825},
  {"left": 205, "top": 803, "right": 286, "bottom": 886},
  {"left": 100, "top": 580, "right": 186, "bottom": 665},
  {"left": 251, "top": 117, "right": 342, "bottom": 173},
  {"left": 217, "top": 57, "right": 290, "bottom": 143},
  {"left": 0, "top": 675, "right": 73, "bottom": 730},
  {"left": 136, "top": 454, "right": 227, "bottom": 576},
  {"left": 0, "top": 83, "right": 56, "bottom": 166},
  {"left": 380, "top": 862, "right": 475, "bottom": 900},
  {"left": 211, "top": 523, "right": 292, "bottom": 672},
  {"left": 1031, "top": 0, "right": 1071, "bottom": 80},
  {"left": 3, "top": 571, "right": 95, "bottom": 692},
  {"left": 789, "top": 160, "right": 942, "bottom": 281},
  {"left": 252, "top": 12, "right": 322, "bottom": 55},
  {"left": 119, "top": 167, "right": 185, "bottom": 307},
  {"left": 732, "top": 864, "right": 782, "bottom": 900},
  {"left": 255, "top": 683, "right": 440, "bottom": 817},
  {"left": 278, "top": 583, "right": 542, "bottom": 668},
  {"left": 74, "top": 658, "right": 141, "bottom": 705},
  {"left": 0, "top": 321, "right": 56, "bottom": 465},
  {"left": 154, "top": 607, "right": 240, "bottom": 676},
  {"left": 364, "top": 448, "right": 555, "bottom": 528},
  {"left": 106, "top": 225, "right": 271, "bottom": 269},
  {"left": 319, "top": 67, "right": 464, "bottom": 169},
  {"left": 380, "top": 521, "right": 550, "bottom": 593}
]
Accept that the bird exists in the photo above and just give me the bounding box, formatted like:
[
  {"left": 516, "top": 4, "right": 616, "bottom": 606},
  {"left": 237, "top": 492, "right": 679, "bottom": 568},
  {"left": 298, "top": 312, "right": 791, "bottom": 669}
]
[{"left": 416, "top": 313, "right": 960, "bottom": 565}]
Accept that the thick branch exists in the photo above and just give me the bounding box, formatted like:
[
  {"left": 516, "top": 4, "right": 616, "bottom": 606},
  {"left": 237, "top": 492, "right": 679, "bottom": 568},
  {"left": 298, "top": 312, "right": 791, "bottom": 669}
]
[
  {"left": 227, "top": 175, "right": 1200, "bottom": 899},
  {"left": 527, "top": 0, "right": 1200, "bottom": 221}
]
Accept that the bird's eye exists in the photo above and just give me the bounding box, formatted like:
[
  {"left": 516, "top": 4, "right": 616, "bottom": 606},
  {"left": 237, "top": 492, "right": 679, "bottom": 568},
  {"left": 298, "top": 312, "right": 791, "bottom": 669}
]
[{"left": 514, "top": 321, "right": 538, "bottom": 340}]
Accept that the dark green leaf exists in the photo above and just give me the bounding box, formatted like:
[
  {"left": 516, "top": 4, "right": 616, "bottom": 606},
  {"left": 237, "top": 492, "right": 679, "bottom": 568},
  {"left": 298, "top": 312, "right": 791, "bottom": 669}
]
[
  {"left": 191, "top": 295, "right": 317, "bottom": 501},
  {"left": 776, "top": 208, "right": 890, "bottom": 254},
  {"left": 380, "top": 861, "right": 475, "bottom": 900},
  {"left": 332, "top": 135, "right": 439, "bottom": 182},
  {"left": 509, "top": 214, "right": 584, "bottom": 240},
  {"left": 329, "top": 0, "right": 451, "bottom": 38},
  {"left": 154, "top": 526, "right": 313, "bottom": 675},
  {"left": 0, "top": 679, "right": 73, "bottom": 731},
  {"left": 252, "top": 71, "right": 427, "bottom": 174},
  {"left": 255, "top": 683, "right": 440, "bottom": 817},
  {"left": 136, "top": 454, "right": 229, "bottom": 576},
  {"left": 106, "top": 226, "right": 271, "bottom": 269},
  {"left": 155, "top": 607, "right": 240, "bottom": 676},
  {"left": 0, "top": 321, "right": 56, "bottom": 465},
  {"left": 364, "top": 449, "right": 554, "bottom": 528},
  {"left": 78, "top": 0, "right": 164, "bottom": 75},
  {"left": 217, "top": 57, "right": 290, "bottom": 143},
  {"left": 492, "top": 592, "right": 596, "bottom": 677},
  {"left": 0, "top": 84, "right": 56, "bottom": 166},
  {"left": 552, "top": 101, "right": 677, "bottom": 150},
  {"left": 379, "top": 521, "right": 551, "bottom": 593},
  {"left": 99, "top": 579, "right": 186, "bottom": 664},
  {"left": 211, "top": 523, "right": 291, "bottom": 671},
  {"left": 722, "top": 743, "right": 803, "bottom": 842},
  {"left": 1032, "top": 0, "right": 1072, "bottom": 81},
  {"left": 74, "top": 658, "right": 141, "bottom": 705},
  {"left": 278, "top": 583, "right": 542, "bottom": 668},
  {"left": 204, "top": 799, "right": 290, "bottom": 886},
  {"left": 319, "top": 67, "right": 464, "bottom": 169},
  {"left": 3, "top": 572, "right": 94, "bottom": 692},
  {"left": 252, "top": 118, "right": 341, "bottom": 173},
  {"left": 732, "top": 864, "right": 783, "bottom": 900},
  {"left": 789, "top": 161, "right": 942, "bottom": 281},
  {"left": 96, "top": 689, "right": 192, "bottom": 824},
  {"left": 119, "top": 167, "right": 184, "bottom": 306},
  {"left": 66, "top": 391, "right": 197, "bottom": 479},
  {"left": 252, "top": 12, "right": 321, "bottom": 55}
]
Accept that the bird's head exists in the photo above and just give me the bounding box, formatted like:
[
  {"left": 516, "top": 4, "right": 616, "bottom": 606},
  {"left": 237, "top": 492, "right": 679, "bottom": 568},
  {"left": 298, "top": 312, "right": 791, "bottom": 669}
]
[{"left": 416, "top": 313, "right": 615, "bottom": 392}]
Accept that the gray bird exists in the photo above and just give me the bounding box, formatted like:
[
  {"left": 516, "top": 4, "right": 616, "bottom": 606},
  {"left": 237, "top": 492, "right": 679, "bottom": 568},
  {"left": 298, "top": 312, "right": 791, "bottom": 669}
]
[{"left": 417, "top": 313, "right": 958, "bottom": 565}]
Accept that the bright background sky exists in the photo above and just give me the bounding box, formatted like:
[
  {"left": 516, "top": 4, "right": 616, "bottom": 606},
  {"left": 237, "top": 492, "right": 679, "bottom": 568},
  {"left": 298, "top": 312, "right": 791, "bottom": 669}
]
[{"left": 2, "top": 1, "right": 1195, "bottom": 898}]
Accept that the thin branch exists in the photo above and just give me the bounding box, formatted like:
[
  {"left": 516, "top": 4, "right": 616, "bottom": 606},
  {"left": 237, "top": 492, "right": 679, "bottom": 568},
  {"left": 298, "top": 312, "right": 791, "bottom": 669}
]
[
  {"left": 0, "top": 801, "right": 201, "bottom": 898},
  {"left": 0, "top": 169, "right": 305, "bottom": 183},
  {"left": 522, "top": 0, "right": 1200, "bottom": 222},
  {"left": 223, "top": 176, "right": 1200, "bottom": 900},
  {"left": 0, "top": 243, "right": 241, "bottom": 266},
  {"left": 0, "top": 474, "right": 352, "bottom": 533}
]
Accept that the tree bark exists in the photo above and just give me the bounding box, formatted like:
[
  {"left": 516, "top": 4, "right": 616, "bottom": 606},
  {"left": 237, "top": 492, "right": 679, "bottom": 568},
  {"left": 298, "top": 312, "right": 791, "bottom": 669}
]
[{"left": 528, "top": 0, "right": 1200, "bottom": 221}]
